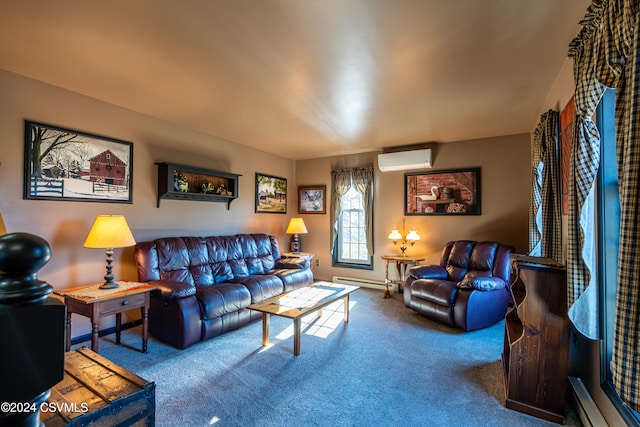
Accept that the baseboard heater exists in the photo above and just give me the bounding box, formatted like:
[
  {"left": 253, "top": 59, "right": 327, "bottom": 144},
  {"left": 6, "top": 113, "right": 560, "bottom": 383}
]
[
  {"left": 332, "top": 276, "right": 393, "bottom": 291},
  {"left": 568, "top": 376, "right": 608, "bottom": 426}
]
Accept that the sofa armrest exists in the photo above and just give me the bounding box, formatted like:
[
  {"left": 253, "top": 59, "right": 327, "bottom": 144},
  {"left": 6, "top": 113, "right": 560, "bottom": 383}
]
[
  {"left": 275, "top": 257, "right": 309, "bottom": 270},
  {"left": 149, "top": 280, "right": 196, "bottom": 299},
  {"left": 409, "top": 265, "right": 448, "bottom": 280},
  {"left": 457, "top": 276, "right": 506, "bottom": 291}
]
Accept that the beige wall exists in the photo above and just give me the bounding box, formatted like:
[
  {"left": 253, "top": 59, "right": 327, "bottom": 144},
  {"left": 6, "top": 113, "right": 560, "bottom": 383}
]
[
  {"left": 297, "top": 133, "right": 531, "bottom": 283},
  {"left": 0, "top": 69, "right": 295, "bottom": 336}
]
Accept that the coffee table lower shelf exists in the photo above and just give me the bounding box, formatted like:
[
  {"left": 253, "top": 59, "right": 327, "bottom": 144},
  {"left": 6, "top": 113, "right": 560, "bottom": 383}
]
[{"left": 248, "top": 282, "right": 359, "bottom": 355}]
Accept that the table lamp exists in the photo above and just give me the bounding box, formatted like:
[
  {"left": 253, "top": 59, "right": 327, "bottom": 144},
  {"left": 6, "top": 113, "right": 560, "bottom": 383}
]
[
  {"left": 83, "top": 215, "right": 136, "bottom": 289},
  {"left": 0, "top": 210, "right": 6, "bottom": 235},
  {"left": 388, "top": 217, "right": 420, "bottom": 256},
  {"left": 286, "top": 217, "right": 308, "bottom": 252}
]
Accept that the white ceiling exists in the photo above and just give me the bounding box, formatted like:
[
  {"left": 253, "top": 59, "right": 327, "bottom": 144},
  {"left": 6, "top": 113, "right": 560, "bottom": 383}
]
[{"left": 0, "top": 0, "right": 589, "bottom": 160}]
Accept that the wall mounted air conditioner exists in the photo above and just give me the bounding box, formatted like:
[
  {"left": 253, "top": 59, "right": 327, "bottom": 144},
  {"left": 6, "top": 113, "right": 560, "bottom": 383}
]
[{"left": 378, "top": 149, "right": 432, "bottom": 172}]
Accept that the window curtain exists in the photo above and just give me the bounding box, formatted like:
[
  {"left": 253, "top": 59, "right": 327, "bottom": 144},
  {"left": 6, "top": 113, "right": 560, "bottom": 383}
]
[
  {"left": 529, "top": 110, "right": 563, "bottom": 262},
  {"left": 351, "top": 168, "right": 374, "bottom": 256},
  {"left": 330, "top": 168, "right": 374, "bottom": 256},
  {"left": 570, "top": 0, "right": 640, "bottom": 411}
]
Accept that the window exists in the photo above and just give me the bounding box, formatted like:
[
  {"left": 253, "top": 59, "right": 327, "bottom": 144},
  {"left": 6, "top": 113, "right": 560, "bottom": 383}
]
[
  {"left": 331, "top": 168, "right": 374, "bottom": 269},
  {"left": 596, "top": 89, "right": 640, "bottom": 425},
  {"left": 337, "top": 187, "right": 369, "bottom": 265}
]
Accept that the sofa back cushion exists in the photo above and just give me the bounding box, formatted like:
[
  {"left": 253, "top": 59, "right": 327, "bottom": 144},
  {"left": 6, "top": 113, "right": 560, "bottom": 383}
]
[
  {"left": 135, "top": 233, "right": 281, "bottom": 285},
  {"left": 443, "top": 240, "right": 476, "bottom": 282},
  {"left": 440, "top": 240, "right": 513, "bottom": 283}
]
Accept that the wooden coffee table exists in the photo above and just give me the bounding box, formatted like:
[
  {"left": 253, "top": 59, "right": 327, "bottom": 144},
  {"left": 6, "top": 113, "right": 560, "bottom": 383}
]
[{"left": 248, "top": 281, "right": 359, "bottom": 355}]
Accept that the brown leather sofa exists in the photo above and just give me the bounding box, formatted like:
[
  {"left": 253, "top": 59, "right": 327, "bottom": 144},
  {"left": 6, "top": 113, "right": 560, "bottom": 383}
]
[
  {"left": 404, "top": 240, "right": 514, "bottom": 331},
  {"left": 135, "top": 233, "right": 313, "bottom": 349}
]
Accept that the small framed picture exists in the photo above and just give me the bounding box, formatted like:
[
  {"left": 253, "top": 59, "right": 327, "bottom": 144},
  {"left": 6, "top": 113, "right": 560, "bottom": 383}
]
[
  {"left": 298, "top": 185, "right": 326, "bottom": 214},
  {"left": 255, "top": 173, "right": 287, "bottom": 213}
]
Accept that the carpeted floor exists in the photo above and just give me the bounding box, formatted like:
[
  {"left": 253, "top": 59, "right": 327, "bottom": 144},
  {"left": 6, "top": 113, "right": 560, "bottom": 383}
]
[{"left": 85, "top": 287, "right": 582, "bottom": 427}]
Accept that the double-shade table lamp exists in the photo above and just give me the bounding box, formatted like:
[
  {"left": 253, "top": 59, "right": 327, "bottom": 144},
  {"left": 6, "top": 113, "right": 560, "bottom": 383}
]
[
  {"left": 388, "top": 217, "right": 420, "bottom": 257},
  {"left": 286, "top": 217, "right": 308, "bottom": 253},
  {"left": 84, "top": 215, "right": 136, "bottom": 289}
]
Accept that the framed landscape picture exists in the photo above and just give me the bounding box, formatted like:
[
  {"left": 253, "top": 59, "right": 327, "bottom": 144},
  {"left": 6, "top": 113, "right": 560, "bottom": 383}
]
[
  {"left": 23, "top": 120, "right": 133, "bottom": 203},
  {"left": 298, "top": 185, "right": 326, "bottom": 214},
  {"left": 255, "top": 173, "right": 287, "bottom": 213},
  {"left": 405, "top": 168, "right": 480, "bottom": 215}
]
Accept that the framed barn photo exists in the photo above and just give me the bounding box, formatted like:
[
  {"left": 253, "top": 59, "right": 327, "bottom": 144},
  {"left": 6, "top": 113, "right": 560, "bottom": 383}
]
[
  {"left": 255, "top": 173, "right": 287, "bottom": 213},
  {"left": 405, "top": 168, "right": 481, "bottom": 215},
  {"left": 298, "top": 185, "right": 326, "bottom": 214},
  {"left": 23, "top": 121, "right": 133, "bottom": 203}
]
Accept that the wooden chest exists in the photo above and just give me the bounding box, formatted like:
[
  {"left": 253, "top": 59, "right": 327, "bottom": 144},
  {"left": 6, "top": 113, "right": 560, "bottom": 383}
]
[{"left": 40, "top": 347, "right": 155, "bottom": 427}]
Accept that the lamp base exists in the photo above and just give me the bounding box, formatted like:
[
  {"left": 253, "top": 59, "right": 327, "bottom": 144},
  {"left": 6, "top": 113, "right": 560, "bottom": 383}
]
[
  {"left": 290, "top": 234, "right": 301, "bottom": 253},
  {"left": 99, "top": 248, "right": 119, "bottom": 289},
  {"left": 99, "top": 281, "right": 119, "bottom": 290}
]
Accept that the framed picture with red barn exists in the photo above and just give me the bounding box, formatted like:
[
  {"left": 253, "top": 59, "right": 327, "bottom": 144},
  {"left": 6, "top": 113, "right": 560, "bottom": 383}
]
[
  {"left": 405, "top": 168, "right": 481, "bottom": 215},
  {"left": 23, "top": 120, "right": 133, "bottom": 203}
]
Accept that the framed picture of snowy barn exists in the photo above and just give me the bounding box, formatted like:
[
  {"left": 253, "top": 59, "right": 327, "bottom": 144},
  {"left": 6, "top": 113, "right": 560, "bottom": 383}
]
[{"left": 23, "top": 120, "right": 133, "bottom": 203}]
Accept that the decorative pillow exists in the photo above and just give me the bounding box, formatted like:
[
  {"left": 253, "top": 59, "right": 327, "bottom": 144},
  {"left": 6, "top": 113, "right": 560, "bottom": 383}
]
[{"left": 457, "top": 276, "right": 506, "bottom": 291}]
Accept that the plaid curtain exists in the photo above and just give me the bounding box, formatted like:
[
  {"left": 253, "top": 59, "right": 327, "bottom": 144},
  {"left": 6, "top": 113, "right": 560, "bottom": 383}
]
[
  {"left": 567, "top": 0, "right": 608, "bottom": 341},
  {"left": 529, "top": 110, "right": 562, "bottom": 262},
  {"left": 570, "top": 0, "right": 640, "bottom": 411}
]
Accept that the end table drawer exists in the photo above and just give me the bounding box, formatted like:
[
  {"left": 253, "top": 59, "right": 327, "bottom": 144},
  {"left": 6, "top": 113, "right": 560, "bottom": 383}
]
[{"left": 99, "top": 293, "right": 146, "bottom": 316}]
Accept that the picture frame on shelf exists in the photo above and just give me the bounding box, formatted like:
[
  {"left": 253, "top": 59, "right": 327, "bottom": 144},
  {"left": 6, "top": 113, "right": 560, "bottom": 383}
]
[
  {"left": 23, "top": 120, "right": 133, "bottom": 203},
  {"left": 255, "top": 173, "right": 287, "bottom": 213},
  {"left": 405, "top": 168, "right": 481, "bottom": 215},
  {"left": 298, "top": 185, "right": 326, "bottom": 214}
]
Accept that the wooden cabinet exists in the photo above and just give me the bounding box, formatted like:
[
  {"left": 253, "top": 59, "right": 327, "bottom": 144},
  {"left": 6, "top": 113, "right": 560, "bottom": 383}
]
[
  {"left": 502, "top": 255, "right": 569, "bottom": 424},
  {"left": 156, "top": 162, "right": 241, "bottom": 209}
]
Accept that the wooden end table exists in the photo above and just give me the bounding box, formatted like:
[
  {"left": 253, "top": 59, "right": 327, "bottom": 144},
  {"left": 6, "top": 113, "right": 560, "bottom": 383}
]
[
  {"left": 54, "top": 282, "right": 157, "bottom": 354},
  {"left": 381, "top": 255, "right": 425, "bottom": 298}
]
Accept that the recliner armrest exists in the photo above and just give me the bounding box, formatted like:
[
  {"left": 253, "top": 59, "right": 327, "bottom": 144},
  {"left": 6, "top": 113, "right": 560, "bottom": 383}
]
[
  {"left": 275, "top": 257, "right": 309, "bottom": 270},
  {"left": 409, "top": 265, "right": 448, "bottom": 280},
  {"left": 149, "top": 280, "right": 196, "bottom": 299}
]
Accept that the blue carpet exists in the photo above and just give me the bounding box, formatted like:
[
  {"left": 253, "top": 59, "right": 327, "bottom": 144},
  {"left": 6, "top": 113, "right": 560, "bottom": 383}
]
[{"left": 86, "top": 288, "right": 581, "bottom": 427}]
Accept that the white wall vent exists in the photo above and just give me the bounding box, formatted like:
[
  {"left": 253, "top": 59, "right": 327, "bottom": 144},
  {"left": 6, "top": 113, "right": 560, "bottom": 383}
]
[{"left": 377, "top": 149, "right": 432, "bottom": 172}]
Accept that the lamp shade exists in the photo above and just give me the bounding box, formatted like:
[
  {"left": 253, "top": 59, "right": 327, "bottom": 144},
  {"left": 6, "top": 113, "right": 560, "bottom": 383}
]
[
  {"left": 406, "top": 229, "right": 420, "bottom": 242},
  {"left": 286, "top": 218, "right": 308, "bottom": 234},
  {"left": 83, "top": 215, "right": 136, "bottom": 249},
  {"left": 388, "top": 228, "right": 402, "bottom": 241}
]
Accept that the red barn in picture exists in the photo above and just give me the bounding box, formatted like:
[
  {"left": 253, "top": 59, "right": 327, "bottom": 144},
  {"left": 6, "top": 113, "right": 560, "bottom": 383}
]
[{"left": 88, "top": 150, "right": 127, "bottom": 185}]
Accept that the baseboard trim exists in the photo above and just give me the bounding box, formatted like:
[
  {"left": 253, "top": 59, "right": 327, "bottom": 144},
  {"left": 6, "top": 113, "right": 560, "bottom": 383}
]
[
  {"left": 569, "top": 376, "right": 609, "bottom": 427},
  {"left": 70, "top": 320, "right": 141, "bottom": 346}
]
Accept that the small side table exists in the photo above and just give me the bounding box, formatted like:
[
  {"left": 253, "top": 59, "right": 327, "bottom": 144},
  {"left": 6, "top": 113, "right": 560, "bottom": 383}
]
[
  {"left": 381, "top": 255, "right": 425, "bottom": 299},
  {"left": 54, "top": 281, "right": 157, "bottom": 354},
  {"left": 281, "top": 251, "right": 316, "bottom": 270},
  {"left": 281, "top": 251, "right": 315, "bottom": 261}
]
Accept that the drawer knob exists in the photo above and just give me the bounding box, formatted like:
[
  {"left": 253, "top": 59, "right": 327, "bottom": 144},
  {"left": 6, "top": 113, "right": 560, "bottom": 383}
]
[{"left": 122, "top": 300, "right": 128, "bottom": 306}]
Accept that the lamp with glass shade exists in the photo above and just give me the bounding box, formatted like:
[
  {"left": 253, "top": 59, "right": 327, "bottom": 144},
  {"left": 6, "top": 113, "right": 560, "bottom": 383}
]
[{"left": 388, "top": 217, "right": 420, "bottom": 256}]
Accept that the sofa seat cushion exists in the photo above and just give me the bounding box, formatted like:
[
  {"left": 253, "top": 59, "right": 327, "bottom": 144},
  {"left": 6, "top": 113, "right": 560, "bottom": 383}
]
[
  {"left": 269, "top": 268, "right": 314, "bottom": 293},
  {"left": 196, "top": 283, "right": 251, "bottom": 320},
  {"left": 410, "top": 279, "right": 458, "bottom": 306},
  {"left": 231, "top": 275, "right": 284, "bottom": 303}
]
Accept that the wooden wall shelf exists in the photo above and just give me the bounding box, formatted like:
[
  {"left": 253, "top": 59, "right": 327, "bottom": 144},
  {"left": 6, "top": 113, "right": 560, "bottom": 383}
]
[
  {"left": 502, "top": 255, "right": 568, "bottom": 424},
  {"left": 156, "top": 162, "right": 241, "bottom": 209}
]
